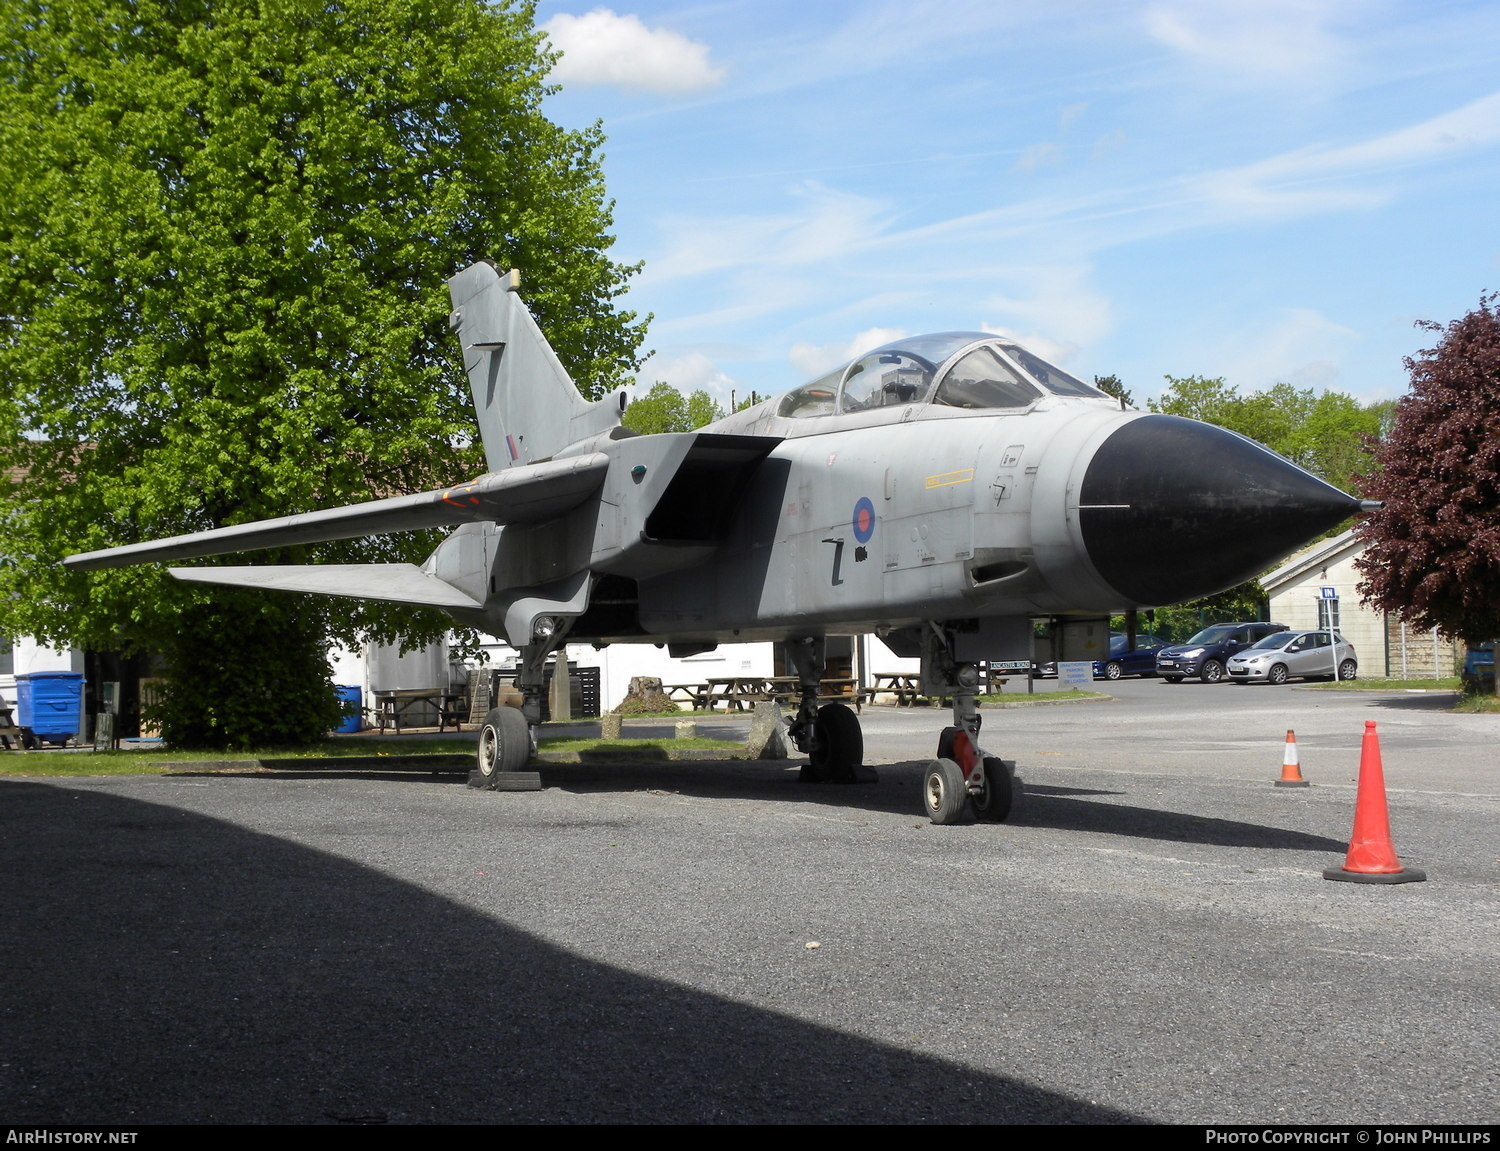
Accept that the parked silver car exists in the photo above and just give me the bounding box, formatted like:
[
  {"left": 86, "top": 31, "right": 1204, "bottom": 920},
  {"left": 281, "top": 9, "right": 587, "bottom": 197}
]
[{"left": 1225, "top": 630, "right": 1356, "bottom": 684}]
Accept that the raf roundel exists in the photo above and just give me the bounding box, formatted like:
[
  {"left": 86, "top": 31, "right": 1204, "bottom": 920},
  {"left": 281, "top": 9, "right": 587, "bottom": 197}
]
[{"left": 852, "top": 496, "right": 876, "bottom": 543}]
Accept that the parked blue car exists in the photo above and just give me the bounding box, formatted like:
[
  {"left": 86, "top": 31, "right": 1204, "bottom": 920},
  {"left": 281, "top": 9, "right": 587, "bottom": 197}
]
[{"left": 1094, "top": 633, "right": 1168, "bottom": 680}]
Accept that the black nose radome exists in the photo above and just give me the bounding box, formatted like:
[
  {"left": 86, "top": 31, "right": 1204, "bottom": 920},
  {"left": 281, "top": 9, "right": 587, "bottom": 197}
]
[{"left": 1080, "top": 415, "right": 1362, "bottom": 606}]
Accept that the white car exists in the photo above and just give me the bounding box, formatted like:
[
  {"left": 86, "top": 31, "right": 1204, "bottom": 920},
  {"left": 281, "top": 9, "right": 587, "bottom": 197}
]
[{"left": 1226, "top": 630, "right": 1356, "bottom": 684}]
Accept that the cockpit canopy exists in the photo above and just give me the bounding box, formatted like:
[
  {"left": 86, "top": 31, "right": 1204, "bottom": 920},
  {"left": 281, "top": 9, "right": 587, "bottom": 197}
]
[{"left": 776, "top": 331, "right": 1108, "bottom": 419}]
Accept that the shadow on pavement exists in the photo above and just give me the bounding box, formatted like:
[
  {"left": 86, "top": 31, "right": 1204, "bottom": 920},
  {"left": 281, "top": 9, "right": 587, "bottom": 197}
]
[{"left": 1, "top": 780, "right": 1141, "bottom": 1125}]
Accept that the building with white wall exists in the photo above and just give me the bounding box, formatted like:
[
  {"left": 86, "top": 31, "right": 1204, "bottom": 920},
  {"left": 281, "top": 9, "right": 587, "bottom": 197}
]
[{"left": 1261, "top": 529, "right": 1461, "bottom": 680}]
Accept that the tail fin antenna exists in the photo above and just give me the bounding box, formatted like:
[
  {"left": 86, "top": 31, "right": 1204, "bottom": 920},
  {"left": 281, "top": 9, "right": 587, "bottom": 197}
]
[{"left": 447, "top": 262, "right": 623, "bottom": 470}]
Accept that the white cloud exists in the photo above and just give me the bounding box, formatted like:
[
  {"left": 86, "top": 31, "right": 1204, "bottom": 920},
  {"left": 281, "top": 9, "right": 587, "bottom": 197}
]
[
  {"left": 1012, "top": 142, "right": 1060, "bottom": 174},
  {"left": 977, "top": 266, "right": 1115, "bottom": 366},
  {"left": 1192, "top": 91, "right": 1500, "bottom": 219},
  {"left": 1144, "top": 0, "right": 1358, "bottom": 84},
  {"left": 638, "top": 350, "right": 739, "bottom": 399},
  {"left": 541, "top": 8, "right": 727, "bottom": 96},
  {"left": 1059, "top": 102, "right": 1088, "bottom": 131},
  {"left": 788, "top": 327, "right": 909, "bottom": 380},
  {"left": 979, "top": 326, "right": 1077, "bottom": 370},
  {"left": 644, "top": 183, "right": 894, "bottom": 285},
  {"left": 1156, "top": 308, "right": 1359, "bottom": 397}
]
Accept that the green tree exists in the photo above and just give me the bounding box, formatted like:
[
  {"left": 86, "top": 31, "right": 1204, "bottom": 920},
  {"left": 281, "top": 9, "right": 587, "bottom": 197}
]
[
  {"left": 1093, "top": 374, "right": 1133, "bottom": 407},
  {"left": 622, "top": 382, "right": 724, "bottom": 434},
  {"left": 685, "top": 389, "right": 725, "bottom": 429},
  {"left": 0, "top": 0, "right": 646, "bottom": 747},
  {"left": 1151, "top": 375, "right": 1383, "bottom": 496},
  {"left": 1134, "top": 581, "right": 1268, "bottom": 643},
  {"left": 1148, "top": 375, "right": 1242, "bottom": 428},
  {"left": 1356, "top": 296, "right": 1500, "bottom": 648},
  {"left": 1148, "top": 373, "right": 1384, "bottom": 620}
]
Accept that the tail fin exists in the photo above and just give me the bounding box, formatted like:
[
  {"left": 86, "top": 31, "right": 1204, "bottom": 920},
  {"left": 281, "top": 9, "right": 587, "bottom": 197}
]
[{"left": 447, "top": 262, "right": 625, "bottom": 469}]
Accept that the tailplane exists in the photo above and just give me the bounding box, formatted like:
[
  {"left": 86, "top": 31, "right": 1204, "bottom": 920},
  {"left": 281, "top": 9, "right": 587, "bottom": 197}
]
[{"left": 447, "top": 262, "right": 625, "bottom": 469}]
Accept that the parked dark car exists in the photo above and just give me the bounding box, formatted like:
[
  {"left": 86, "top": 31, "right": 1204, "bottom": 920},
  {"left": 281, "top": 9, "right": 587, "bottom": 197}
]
[
  {"left": 1155, "top": 622, "right": 1288, "bottom": 684},
  {"left": 1094, "top": 633, "right": 1167, "bottom": 680}
]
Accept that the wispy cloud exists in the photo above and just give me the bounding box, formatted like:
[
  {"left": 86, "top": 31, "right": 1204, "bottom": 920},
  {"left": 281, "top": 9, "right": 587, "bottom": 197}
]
[
  {"left": 636, "top": 350, "right": 741, "bottom": 399},
  {"left": 787, "top": 327, "right": 910, "bottom": 379},
  {"left": 1143, "top": 0, "right": 1363, "bottom": 85},
  {"left": 1153, "top": 308, "right": 1360, "bottom": 396},
  {"left": 979, "top": 265, "right": 1116, "bottom": 366},
  {"left": 642, "top": 183, "right": 898, "bottom": 285},
  {"left": 1190, "top": 91, "right": 1500, "bottom": 218},
  {"left": 542, "top": 7, "right": 727, "bottom": 96}
]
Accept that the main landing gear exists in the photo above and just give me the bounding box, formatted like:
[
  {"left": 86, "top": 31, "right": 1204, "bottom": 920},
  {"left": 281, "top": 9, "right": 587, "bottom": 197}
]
[
  {"left": 785, "top": 637, "right": 877, "bottom": 784},
  {"left": 918, "top": 622, "right": 1016, "bottom": 825},
  {"left": 469, "top": 635, "right": 553, "bottom": 792}
]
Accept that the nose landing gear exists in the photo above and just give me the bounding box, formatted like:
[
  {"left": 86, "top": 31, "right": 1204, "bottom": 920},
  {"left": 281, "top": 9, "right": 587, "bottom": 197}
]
[{"left": 921, "top": 623, "right": 1017, "bottom": 824}]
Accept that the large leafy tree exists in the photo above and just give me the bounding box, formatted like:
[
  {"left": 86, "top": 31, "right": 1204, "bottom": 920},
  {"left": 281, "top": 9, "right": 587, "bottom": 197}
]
[
  {"left": 1150, "top": 376, "right": 1387, "bottom": 497},
  {"left": 1356, "top": 296, "right": 1500, "bottom": 645},
  {"left": 0, "top": 0, "right": 646, "bottom": 745},
  {"left": 621, "top": 382, "right": 724, "bottom": 435},
  {"left": 1145, "top": 374, "right": 1387, "bottom": 623}
]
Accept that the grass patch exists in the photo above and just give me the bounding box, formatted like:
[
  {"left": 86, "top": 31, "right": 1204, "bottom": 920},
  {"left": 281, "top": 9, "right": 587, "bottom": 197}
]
[
  {"left": 1453, "top": 692, "right": 1500, "bottom": 713},
  {"left": 0, "top": 738, "right": 477, "bottom": 778},
  {"left": 0, "top": 755, "right": 170, "bottom": 778},
  {"left": 1303, "top": 677, "right": 1460, "bottom": 691},
  {"left": 979, "top": 689, "right": 1108, "bottom": 704}
]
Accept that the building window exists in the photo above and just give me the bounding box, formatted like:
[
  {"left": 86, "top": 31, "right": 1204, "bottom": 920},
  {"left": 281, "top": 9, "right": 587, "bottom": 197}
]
[{"left": 1317, "top": 600, "right": 1341, "bottom": 630}]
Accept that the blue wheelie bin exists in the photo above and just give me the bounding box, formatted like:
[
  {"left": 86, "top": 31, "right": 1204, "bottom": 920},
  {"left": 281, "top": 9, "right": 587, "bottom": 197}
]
[
  {"left": 334, "top": 685, "right": 363, "bottom": 733},
  {"left": 16, "top": 671, "right": 85, "bottom": 746}
]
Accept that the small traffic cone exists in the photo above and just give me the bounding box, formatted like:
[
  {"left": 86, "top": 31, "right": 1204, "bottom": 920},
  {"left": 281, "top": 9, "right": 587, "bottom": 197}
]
[
  {"left": 1324, "top": 720, "right": 1426, "bottom": 884},
  {"left": 1275, "top": 729, "right": 1309, "bottom": 788}
]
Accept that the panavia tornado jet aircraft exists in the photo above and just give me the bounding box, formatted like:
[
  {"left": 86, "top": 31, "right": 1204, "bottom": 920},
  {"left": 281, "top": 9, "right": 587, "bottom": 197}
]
[{"left": 66, "top": 262, "right": 1365, "bottom": 823}]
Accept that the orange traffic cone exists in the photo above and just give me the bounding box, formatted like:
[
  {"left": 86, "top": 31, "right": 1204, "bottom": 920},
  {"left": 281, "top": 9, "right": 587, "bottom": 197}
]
[
  {"left": 1275, "top": 729, "right": 1309, "bottom": 788},
  {"left": 1324, "top": 721, "right": 1426, "bottom": 884}
]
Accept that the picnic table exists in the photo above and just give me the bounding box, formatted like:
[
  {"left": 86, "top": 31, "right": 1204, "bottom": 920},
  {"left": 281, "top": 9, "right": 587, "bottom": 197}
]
[
  {"left": 372, "top": 688, "right": 469, "bottom": 734},
  {"left": 662, "top": 683, "right": 712, "bottom": 710},
  {"left": 0, "top": 706, "right": 24, "bottom": 750},
  {"left": 702, "top": 677, "right": 776, "bottom": 711},
  {"left": 863, "top": 671, "right": 1011, "bottom": 706},
  {"left": 868, "top": 672, "right": 925, "bottom": 706},
  {"left": 682, "top": 676, "right": 860, "bottom": 711},
  {"left": 765, "top": 676, "right": 858, "bottom": 705}
]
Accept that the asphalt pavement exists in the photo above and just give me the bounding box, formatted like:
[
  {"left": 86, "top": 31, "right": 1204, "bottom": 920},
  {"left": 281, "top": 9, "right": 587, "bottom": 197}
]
[{"left": 2, "top": 680, "right": 1495, "bottom": 1125}]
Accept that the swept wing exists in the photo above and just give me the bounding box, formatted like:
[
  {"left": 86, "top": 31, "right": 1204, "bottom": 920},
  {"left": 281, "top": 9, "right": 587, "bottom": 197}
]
[{"left": 63, "top": 452, "right": 607, "bottom": 571}]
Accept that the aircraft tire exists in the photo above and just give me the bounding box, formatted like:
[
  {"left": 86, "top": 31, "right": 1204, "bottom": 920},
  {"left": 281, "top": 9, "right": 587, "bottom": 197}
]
[
  {"left": 474, "top": 705, "right": 531, "bottom": 789},
  {"left": 1200, "top": 660, "right": 1225, "bottom": 684},
  {"left": 971, "top": 757, "right": 1013, "bottom": 822},
  {"left": 808, "top": 702, "right": 863, "bottom": 782},
  {"left": 923, "top": 758, "right": 968, "bottom": 824}
]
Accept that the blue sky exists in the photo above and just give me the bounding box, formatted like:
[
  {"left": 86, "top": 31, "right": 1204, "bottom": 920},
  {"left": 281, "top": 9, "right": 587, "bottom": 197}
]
[{"left": 533, "top": 0, "right": 1500, "bottom": 410}]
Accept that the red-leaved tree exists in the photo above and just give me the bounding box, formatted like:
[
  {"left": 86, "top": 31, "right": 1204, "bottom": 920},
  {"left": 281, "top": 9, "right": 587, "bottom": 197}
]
[{"left": 1356, "top": 294, "right": 1500, "bottom": 644}]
